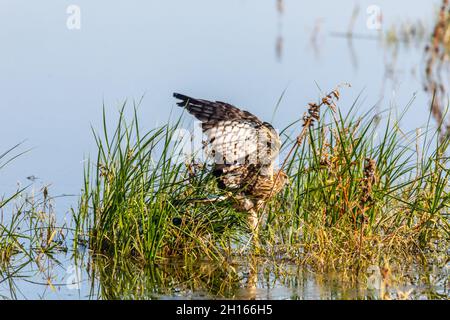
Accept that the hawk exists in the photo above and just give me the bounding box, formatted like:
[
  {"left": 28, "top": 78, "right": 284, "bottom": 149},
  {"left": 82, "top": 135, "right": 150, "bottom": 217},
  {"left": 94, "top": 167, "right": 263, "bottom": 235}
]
[{"left": 174, "top": 93, "right": 288, "bottom": 234}]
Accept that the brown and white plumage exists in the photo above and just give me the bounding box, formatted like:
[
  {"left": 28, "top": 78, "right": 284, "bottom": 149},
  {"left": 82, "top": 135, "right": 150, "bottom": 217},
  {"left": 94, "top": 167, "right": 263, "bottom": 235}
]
[{"left": 174, "top": 93, "right": 288, "bottom": 233}]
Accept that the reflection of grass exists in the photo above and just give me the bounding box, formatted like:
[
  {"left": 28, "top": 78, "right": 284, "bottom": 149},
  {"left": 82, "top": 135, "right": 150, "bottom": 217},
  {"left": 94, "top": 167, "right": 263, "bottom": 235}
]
[
  {"left": 74, "top": 91, "right": 449, "bottom": 280},
  {"left": 0, "top": 189, "right": 69, "bottom": 299},
  {"left": 88, "top": 255, "right": 448, "bottom": 300},
  {"left": 91, "top": 256, "right": 244, "bottom": 299}
]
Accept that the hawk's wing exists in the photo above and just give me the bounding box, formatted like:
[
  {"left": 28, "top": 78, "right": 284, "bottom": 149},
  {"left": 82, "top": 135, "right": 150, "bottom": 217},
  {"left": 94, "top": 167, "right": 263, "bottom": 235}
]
[
  {"left": 174, "top": 93, "right": 261, "bottom": 123},
  {"left": 174, "top": 93, "right": 281, "bottom": 189}
]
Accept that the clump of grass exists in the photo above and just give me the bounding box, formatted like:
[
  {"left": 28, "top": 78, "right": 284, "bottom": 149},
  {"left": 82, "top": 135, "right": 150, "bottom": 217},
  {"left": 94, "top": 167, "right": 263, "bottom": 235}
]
[
  {"left": 75, "top": 104, "right": 245, "bottom": 262},
  {"left": 75, "top": 93, "right": 449, "bottom": 276},
  {"left": 0, "top": 143, "right": 29, "bottom": 264},
  {"left": 264, "top": 91, "right": 449, "bottom": 273}
]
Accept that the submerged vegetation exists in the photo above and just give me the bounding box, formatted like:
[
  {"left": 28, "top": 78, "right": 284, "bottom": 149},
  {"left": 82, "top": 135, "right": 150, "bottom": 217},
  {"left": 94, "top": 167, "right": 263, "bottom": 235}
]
[{"left": 73, "top": 89, "right": 449, "bottom": 282}]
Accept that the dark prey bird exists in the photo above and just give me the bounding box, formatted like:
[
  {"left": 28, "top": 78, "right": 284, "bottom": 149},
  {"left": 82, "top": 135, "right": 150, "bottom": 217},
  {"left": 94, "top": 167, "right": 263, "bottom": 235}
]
[{"left": 174, "top": 93, "right": 288, "bottom": 235}]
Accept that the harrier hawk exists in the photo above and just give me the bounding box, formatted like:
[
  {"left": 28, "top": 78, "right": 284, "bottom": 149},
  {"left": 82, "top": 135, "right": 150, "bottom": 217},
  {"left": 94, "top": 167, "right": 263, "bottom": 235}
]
[{"left": 174, "top": 93, "right": 288, "bottom": 235}]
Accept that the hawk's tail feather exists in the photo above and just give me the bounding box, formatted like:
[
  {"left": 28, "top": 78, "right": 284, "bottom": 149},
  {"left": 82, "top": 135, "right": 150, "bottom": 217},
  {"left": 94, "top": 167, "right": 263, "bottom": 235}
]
[
  {"left": 173, "top": 92, "right": 194, "bottom": 107},
  {"left": 173, "top": 92, "right": 218, "bottom": 122},
  {"left": 173, "top": 92, "right": 261, "bottom": 123}
]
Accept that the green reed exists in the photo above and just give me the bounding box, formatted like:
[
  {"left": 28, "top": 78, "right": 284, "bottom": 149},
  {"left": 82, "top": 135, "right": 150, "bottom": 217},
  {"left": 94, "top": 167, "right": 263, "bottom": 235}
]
[{"left": 75, "top": 103, "right": 246, "bottom": 262}]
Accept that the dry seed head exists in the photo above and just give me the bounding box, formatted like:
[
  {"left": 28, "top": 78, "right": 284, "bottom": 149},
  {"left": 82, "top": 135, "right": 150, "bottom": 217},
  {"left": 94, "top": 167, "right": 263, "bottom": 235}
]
[
  {"left": 359, "top": 157, "right": 377, "bottom": 205},
  {"left": 364, "top": 158, "right": 377, "bottom": 184},
  {"left": 301, "top": 84, "right": 350, "bottom": 128}
]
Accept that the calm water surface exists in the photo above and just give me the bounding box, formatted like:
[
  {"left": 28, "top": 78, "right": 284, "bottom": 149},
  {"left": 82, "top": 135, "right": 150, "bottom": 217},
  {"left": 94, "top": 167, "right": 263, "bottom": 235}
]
[{"left": 1, "top": 253, "right": 448, "bottom": 299}]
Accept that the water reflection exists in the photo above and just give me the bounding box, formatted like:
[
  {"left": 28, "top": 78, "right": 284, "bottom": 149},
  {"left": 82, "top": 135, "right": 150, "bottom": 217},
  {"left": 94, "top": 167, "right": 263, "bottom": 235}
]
[
  {"left": 89, "top": 256, "right": 309, "bottom": 300},
  {"left": 89, "top": 258, "right": 237, "bottom": 299},
  {"left": 1, "top": 248, "right": 448, "bottom": 300},
  {"left": 86, "top": 255, "right": 448, "bottom": 300}
]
